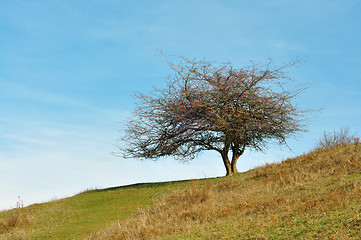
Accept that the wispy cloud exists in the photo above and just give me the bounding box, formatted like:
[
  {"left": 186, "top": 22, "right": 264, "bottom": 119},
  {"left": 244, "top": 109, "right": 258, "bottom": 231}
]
[
  {"left": 3, "top": 134, "right": 56, "bottom": 146},
  {"left": 1, "top": 81, "right": 128, "bottom": 117},
  {"left": 2, "top": 81, "right": 90, "bottom": 108}
]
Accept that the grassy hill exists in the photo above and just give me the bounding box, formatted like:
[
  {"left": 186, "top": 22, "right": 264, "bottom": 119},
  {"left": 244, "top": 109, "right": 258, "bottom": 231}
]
[{"left": 1, "top": 142, "right": 361, "bottom": 239}]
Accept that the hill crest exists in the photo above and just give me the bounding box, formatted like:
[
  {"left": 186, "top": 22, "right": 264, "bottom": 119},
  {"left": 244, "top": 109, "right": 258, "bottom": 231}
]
[{"left": 1, "top": 143, "right": 360, "bottom": 239}]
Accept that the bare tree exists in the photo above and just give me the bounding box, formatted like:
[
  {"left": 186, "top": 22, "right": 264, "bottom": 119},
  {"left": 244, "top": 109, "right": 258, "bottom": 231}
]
[
  {"left": 120, "top": 56, "right": 308, "bottom": 176},
  {"left": 317, "top": 127, "right": 357, "bottom": 149}
]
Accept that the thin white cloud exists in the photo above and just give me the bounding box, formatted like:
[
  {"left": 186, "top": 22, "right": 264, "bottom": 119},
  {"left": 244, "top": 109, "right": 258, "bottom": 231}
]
[
  {"left": 1, "top": 81, "right": 129, "bottom": 119},
  {"left": 2, "top": 81, "right": 89, "bottom": 108},
  {"left": 3, "top": 134, "right": 56, "bottom": 146},
  {"left": 37, "top": 128, "right": 75, "bottom": 138}
]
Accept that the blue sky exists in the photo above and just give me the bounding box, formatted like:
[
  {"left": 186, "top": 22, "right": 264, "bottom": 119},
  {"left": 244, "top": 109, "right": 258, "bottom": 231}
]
[{"left": 1, "top": 0, "right": 360, "bottom": 210}]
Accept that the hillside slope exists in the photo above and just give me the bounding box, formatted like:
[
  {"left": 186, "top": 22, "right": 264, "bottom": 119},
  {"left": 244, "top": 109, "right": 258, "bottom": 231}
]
[
  {"left": 0, "top": 180, "right": 191, "bottom": 239},
  {"left": 1, "top": 143, "right": 361, "bottom": 239}
]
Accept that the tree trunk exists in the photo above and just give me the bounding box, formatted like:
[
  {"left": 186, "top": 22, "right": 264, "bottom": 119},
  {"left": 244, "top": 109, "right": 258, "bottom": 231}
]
[
  {"left": 231, "top": 152, "right": 240, "bottom": 174},
  {"left": 221, "top": 152, "right": 232, "bottom": 176},
  {"left": 230, "top": 143, "right": 246, "bottom": 175}
]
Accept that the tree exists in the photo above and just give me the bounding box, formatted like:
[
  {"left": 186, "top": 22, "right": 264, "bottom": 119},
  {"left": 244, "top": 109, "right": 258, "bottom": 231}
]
[
  {"left": 120, "top": 56, "right": 308, "bottom": 176},
  {"left": 317, "top": 127, "right": 357, "bottom": 149}
]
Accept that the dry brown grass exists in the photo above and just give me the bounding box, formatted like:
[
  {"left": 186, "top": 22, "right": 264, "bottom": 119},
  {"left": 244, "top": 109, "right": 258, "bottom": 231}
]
[
  {"left": 0, "top": 199, "right": 31, "bottom": 232},
  {"left": 88, "top": 143, "right": 361, "bottom": 239},
  {"left": 0, "top": 198, "right": 33, "bottom": 240},
  {"left": 0, "top": 213, "right": 31, "bottom": 231}
]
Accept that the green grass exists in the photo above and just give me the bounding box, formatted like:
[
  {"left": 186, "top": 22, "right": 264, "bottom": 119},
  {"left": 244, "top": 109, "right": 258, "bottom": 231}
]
[
  {"left": 0, "top": 181, "right": 192, "bottom": 239},
  {"left": 1, "top": 143, "right": 361, "bottom": 239}
]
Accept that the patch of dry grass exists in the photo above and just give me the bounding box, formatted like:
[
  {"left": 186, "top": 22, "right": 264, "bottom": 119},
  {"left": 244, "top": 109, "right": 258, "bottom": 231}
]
[
  {"left": 1, "top": 143, "right": 359, "bottom": 239},
  {"left": 0, "top": 198, "right": 33, "bottom": 240},
  {"left": 89, "top": 143, "right": 361, "bottom": 239}
]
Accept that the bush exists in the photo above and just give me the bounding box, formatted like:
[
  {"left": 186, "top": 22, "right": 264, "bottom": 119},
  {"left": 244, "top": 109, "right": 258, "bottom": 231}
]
[{"left": 317, "top": 127, "right": 357, "bottom": 149}]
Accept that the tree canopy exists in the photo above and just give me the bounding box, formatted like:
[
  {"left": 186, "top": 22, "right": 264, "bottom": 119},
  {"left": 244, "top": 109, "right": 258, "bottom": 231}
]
[{"left": 120, "top": 56, "right": 308, "bottom": 176}]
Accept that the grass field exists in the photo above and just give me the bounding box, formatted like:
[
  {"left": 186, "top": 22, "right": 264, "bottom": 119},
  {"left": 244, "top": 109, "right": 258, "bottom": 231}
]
[{"left": 1, "top": 142, "right": 361, "bottom": 239}]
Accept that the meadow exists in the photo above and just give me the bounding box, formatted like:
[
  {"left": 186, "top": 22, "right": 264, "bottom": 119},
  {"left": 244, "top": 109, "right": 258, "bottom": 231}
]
[{"left": 1, "top": 141, "right": 360, "bottom": 239}]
